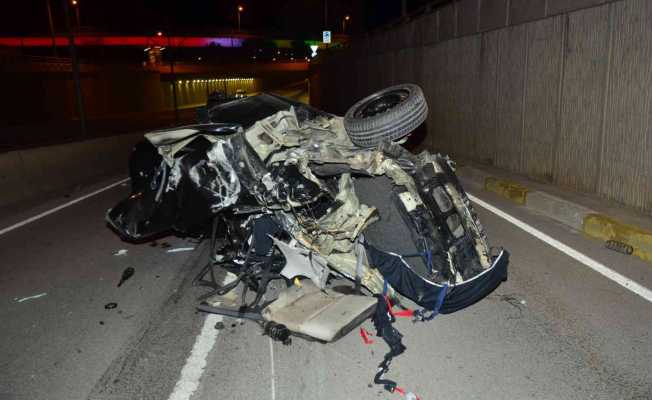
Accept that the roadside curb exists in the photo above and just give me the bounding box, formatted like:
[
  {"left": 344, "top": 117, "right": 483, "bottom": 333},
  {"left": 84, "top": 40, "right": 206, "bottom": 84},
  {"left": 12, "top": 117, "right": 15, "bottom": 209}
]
[
  {"left": 583, "top": 214, "right": 652, "bottom": 263},
  {"left": 457, "top": 166, "right": 652, "bottom": 264},
  {"left": 484, "top": 177, "right": 529, "bottom": 205}
]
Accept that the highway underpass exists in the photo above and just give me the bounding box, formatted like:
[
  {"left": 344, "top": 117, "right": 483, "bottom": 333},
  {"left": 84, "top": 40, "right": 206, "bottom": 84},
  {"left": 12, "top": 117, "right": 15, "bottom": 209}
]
[{"left": 1, "top": 0, "right": 651, "bottom": 399}]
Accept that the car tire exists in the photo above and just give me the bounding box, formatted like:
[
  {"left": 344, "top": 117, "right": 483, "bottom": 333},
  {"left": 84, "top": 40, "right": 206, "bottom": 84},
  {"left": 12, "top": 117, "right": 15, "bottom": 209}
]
[{"left": 343, "top": 84, "right": 428, "bottom": 148}]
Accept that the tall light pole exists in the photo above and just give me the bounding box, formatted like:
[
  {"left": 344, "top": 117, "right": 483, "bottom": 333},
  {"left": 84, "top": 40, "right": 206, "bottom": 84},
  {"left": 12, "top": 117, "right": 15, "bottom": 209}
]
[
  {"left": 237, "top": 5, "right": 244, "bottom": 32},
  {"left": 71, "top": 0, "right": 80, "bottom": 31},
  {"left": 45, "top": 0, "right": 58, "bottom": 56},
  {"left": 342, "top": 15, "right": 350, "bottom": 33},
  {"left": 160, "top": 30, "right": 179, "bottom": 125},
  {"left": 62, "top": 0, "right": 86, "bottom": 139}
]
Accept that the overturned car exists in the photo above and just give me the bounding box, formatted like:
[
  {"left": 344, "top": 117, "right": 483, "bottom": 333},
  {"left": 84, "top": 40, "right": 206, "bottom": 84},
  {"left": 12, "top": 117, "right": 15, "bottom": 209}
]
[{"left": 107, "top": 84, "right": 508, "bottom": 394}]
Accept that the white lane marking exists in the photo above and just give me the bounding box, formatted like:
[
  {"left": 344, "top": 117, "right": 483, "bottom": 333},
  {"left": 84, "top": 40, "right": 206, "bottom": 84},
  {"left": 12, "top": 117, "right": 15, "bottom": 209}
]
[
  {"left": 16, "top": 292, "right": 47, "bottom": 303},
  {"left": 0, "top": 178, "right": 130, "bottom": 237},
  {"left": 168, "top": 274, "right": 231, "bottom": 400},
  {"left": 468, "top": 193, "right": 652, "bottom": 303},
  {"left": 168, "top": 312, "right": 223, "bottom": 400},
  {"left": 269, "top": 338, "right": 276, "bottom": 400}
]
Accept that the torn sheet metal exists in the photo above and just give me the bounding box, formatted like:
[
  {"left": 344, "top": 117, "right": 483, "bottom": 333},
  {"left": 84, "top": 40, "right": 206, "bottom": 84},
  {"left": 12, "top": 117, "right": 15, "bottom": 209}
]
[
  {"left": 272, "top": 238, "right": 329, "bottom": 289},
  {"left": 188, "top": 139, "right": 242, "bottom": 211},
  {"left": 146, "top": 124, "right": 243, "bottom": 166}
]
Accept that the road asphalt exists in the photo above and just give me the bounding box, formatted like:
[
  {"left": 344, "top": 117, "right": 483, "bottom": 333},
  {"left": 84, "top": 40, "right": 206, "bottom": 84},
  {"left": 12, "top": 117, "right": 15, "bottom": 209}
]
[{"left": 0, "top": 172, "right": 650, "bottom": 400}]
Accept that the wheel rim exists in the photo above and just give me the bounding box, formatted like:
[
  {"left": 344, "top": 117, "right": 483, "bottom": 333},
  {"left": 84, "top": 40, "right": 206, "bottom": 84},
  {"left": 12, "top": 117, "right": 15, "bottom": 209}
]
[{"left": 354, "top": 88, "right": 410, "bottom": 118}]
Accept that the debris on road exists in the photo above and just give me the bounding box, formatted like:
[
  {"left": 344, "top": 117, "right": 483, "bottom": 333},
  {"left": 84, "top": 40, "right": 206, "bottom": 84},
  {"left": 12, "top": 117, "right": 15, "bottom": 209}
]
[
  {"left": 106, "top": 85, "right": 510, "bottom": 395},
  {"left": 16, "top": 292, "right": 47, "bottom": 303},
  {"left": 104, "top": 302, "right": 118, "bottom": 310},
  {"left": 605, "top": 239, "right": 634, "bottom": 255},
  {"left": 263, "top": 321, "right": 292, "bottom": 345},
  {"left": 113, "top": 249, "right": 128, "bottom": 256},
  {"left": 166, "top": 247, "right": 195, "bottom": 253},
  {"left": 117, "top": 267, "right": 135, "bottom": 287}
]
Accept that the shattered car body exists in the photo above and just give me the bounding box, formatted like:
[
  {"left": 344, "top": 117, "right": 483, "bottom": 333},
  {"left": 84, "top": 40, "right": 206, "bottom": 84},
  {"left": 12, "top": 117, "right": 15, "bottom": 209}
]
[
  {"left": 107, "top": 89, "right": 508, "bottom": 393},
  {"left": 108, "top": 90, "right": 508, "bottom": 314}
]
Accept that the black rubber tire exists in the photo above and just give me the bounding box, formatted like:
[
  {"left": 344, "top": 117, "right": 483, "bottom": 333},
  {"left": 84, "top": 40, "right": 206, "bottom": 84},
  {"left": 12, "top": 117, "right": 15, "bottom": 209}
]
[{"left": 344, "top": 84, "right": 428, "bottom": 148}]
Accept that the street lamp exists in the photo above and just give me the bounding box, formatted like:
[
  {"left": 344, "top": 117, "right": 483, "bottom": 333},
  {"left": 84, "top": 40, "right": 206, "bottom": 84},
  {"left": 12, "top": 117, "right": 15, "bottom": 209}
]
[
  {"left": 71, "top": 0, "right": 80, "bottom": 31},
  {"left": 237, "top": 5, "right": 244, "bottom": 32},
  {"left": 342, "top": 15, "right": 350, "bottom": 33},
  {"left": 158, "top": 30, "right": 178, "bottom": 124}
]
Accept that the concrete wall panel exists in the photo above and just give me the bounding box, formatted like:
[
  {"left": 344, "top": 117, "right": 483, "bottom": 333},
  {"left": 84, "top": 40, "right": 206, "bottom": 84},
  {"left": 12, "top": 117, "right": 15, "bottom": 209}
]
[
  {"left": 555, "top": 5, "right": 610, "bottom": 192},
  {"left": 473, "top": 31, "right": 500, "bottom": 163},
  {"left": 521, "top": 16, "right": 564, "bottom": 181},
  {"left": 600, "top": 0, "right": 652, "bottom": 211},
  {"left": 495, "top": 25, "right": 527, "bottom": 171},
  {"left": 439, "top": 4, "right": 457, "bottom": 41},
  {"left": 423, "top": 44, "right": 446, "bottom": 150},
  {"left": 417, "top": 12, "right": 439, "bottom": 45},
  {"left": 453, "top": 36, "right": 481, "bottom": 157},
  {"left": 458, "top": 0, "right": 479, "bottom": 36},
  {"left": 479, "top": 0, "right": 508, "bottom": 31},
  {"left": 510, "top": 0, "right": 547, "bottom": 24},
  {"left": 0, "top": 133, "right": 140, "bottom": 209},
  {"left": 547, "top": 0, "right": 609, "bottom": 16},
  {"left": 318, "top": 0, "right": 652, "bottom": 213}
]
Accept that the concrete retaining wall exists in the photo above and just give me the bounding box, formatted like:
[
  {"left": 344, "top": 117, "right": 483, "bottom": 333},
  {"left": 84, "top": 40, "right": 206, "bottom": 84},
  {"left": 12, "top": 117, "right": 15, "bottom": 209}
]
[
  {"left": 317, "top": 0, "right": 652, "bottom": 214},
  {"left": 0, "top": 133, "right": 142, "bottom": 208}
]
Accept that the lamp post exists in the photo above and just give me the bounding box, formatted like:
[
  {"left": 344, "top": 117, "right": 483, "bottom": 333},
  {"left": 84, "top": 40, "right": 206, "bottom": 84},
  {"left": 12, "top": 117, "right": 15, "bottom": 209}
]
[
  {"left": 237, "top": 5, "right": 243, "bottom": 32},
  {"left": 342, "top": 15, "right": 350, "bottom": 33},
  {"left": 71, "top": 0, "right": 80, "bottom": 31},
  {"left": 62, "top": 0, "right": 86, "bottom": 139},
  {"left": 160, "top": 30, "right": 179, "bottom": 125},
  {"left": 45, "top": 0, "right": 58, "bottom": 56}
]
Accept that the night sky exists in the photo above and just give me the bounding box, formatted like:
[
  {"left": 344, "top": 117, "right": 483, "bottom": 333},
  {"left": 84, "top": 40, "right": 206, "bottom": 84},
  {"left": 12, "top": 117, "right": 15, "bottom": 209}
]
[
  {"left": 3, "top": 0, "right": 356, "bottom": 37},
  {"left": 0, "top": 0, "right": 437, "bottom": 37}
]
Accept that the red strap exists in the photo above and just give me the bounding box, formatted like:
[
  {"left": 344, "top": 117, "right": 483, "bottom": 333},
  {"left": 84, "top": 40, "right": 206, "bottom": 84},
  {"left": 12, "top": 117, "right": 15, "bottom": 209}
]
[
  {"left": 394, "top": 387, "right": 420, "bottom": 400},
  {"left": 384, "top": 295, "right": 414, "bottom": 318},
  {"left": 359, "top": 327, "right": 374, "bottom": 344}
]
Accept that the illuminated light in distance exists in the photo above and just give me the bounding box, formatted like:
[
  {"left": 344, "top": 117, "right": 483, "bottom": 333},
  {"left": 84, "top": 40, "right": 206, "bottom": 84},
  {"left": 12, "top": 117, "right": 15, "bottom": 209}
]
[{"left": 310, "top": 45, "right": 318, "bottom": 57}]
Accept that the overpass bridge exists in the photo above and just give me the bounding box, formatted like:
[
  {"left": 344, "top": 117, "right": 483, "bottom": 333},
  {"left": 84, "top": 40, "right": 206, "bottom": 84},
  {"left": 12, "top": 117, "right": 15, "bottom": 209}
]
[{"left": 0, "top": 32, "right": 348, "bottom": 50}]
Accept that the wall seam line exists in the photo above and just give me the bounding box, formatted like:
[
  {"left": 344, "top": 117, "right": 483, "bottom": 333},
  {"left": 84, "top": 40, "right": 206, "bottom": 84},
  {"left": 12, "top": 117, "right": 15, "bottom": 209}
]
[
  {"left": 596, "top": 2, "right": 615, "bottom": 195},
  {"left": 494, "top": 30, "right": 501, "bottom": 166},
  {"left": 520, "top": 25, "right": 529, "bottom": 173},
  {"left": 552, "top": 14, "right": 568, "bottom": 184},
  {"left": 476, "top": 0, "right": 482, "bottom": 32}
]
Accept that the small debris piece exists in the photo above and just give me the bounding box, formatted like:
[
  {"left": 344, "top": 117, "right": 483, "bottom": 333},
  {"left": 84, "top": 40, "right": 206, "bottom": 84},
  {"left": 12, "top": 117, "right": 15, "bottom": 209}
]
[
  {"left": 99, "top": 321, "right": 105, "bottom": 325},
  {"left": 117, "top": 267, "right": 135, "bottom": 287},
  {"left": 605, "top": 240, "right": 634, "bottom": 255},
  {"left": 166, "top": 247, "right": 195, "bottom": 253},
  {"left": 264, "top": 321, "right": 292, "bottom": 345},
  {"left": 214, "top": 321, "right": 225, "bottom": 330},
  {"left": 105, "top": 302, "right": 118, "bottom": 309},
  {"left": 16, "top": 292, "right": 47, "bottom": 303},
  {"left": 113, "top": 249, "right": 128, "bottom": 256},
  {"left": 160, "top": 242, "right": 171, "bottom": 249}
]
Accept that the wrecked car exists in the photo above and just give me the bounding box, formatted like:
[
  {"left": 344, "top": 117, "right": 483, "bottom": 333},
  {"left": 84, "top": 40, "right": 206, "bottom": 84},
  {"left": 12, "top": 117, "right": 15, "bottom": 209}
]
[{"left": 106, "top": 84, "right": 508, "bottom": 394}]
